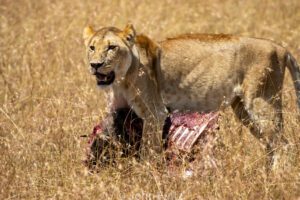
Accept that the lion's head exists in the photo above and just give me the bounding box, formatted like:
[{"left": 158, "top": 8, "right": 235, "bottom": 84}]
[{"left": 83, "top": 24, "right": 137, "bottom": 86}]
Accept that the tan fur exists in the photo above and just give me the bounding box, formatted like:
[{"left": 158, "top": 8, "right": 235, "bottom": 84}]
[
  {"left": 84, "top": 25, "right": 300, "bottom": 164},
  {"left": 159, "top": 33, "right": 300, "bottom": 167},
  {"left": 83, "top": 24, "right": 167, "bottom": 157}
]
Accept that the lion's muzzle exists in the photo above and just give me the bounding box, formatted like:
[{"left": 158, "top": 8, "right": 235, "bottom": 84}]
[{"left": 90, "top": 62, "right": 104, "bottom": 74}]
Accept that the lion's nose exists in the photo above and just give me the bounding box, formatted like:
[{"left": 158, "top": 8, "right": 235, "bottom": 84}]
[{"left": 90, "top": 62, "right": 104, "bottom": 70}]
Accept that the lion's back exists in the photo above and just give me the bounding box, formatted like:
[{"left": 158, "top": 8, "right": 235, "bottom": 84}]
[{"left": 158, "top": 34, "right": 287, "bottom": 112}]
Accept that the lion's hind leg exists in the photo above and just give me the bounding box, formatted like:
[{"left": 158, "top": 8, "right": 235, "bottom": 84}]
[
  {"left": 232, "top": 95, "right": 284, "bottom": 171},
  {"left": 232, "top": 58, "right": 286, "bottom": 169}
]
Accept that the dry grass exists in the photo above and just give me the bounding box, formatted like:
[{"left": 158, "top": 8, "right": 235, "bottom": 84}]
[{"left": 1, "top": 0, "right": 300, "bottom": 199}]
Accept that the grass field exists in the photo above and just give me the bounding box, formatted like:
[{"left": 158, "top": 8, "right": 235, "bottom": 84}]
[{"left": 1, "top": 0, "right": 300, "bottom": 199}]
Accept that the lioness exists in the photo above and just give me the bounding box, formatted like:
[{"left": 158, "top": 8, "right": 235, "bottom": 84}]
[{"left": 83, "top": 24, "right": 300, "bottom": 164}]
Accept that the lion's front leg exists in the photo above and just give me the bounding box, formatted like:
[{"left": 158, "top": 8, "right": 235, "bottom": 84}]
[
  {"left": 131, "top": 99, "right": 168, "bottom": 159},
  {"left": 141, "top": 116, "right": 166, "bottom": 157}
]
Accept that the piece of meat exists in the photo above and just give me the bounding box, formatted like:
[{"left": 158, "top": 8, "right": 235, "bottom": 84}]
[{"left": 84, "top": 108, "right": 219, "bottom": 171}]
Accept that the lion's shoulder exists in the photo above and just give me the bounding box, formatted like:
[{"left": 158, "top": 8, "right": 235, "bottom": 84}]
[{"left": 136, "top": 34, "right": 160, "bottom": 56}]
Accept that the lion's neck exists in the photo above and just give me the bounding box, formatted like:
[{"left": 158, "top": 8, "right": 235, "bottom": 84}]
[
  {"left": 107, "top": 45, "right": 141, "bottom": 112},
  {"left": 131, "top": 44, "right": 140, "bottom": 61},
  {"left": 123, "top": 45, "right": 141, "bottom": 85},
  {"left": 105, "top": 88, "right": 128, "bottom": 113}
]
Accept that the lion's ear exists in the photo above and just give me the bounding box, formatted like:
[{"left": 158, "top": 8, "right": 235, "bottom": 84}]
[
  {"left": 122, "top": 23, "right": 136, "bottom": 45},
  {"left": 83, "top": 26, "right": 95, "bottom": 46}
]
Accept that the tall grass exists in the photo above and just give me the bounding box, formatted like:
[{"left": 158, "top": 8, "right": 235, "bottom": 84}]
[{"left": 0, "top": 0, "right": 300, "bottom": 199}]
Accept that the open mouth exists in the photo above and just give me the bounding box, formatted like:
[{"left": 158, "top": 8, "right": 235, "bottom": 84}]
[{"left": 95, "top": 71, "right": 115, "bottom": 86}]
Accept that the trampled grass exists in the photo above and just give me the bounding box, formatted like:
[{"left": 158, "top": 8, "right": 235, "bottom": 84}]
[{"left": 1, "top": 0, "right": 300, "bottom": 199}]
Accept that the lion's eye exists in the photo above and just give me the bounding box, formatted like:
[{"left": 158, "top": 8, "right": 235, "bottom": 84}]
[
  {"left": 89, "top": 46, "right": 95, "bottom": 51},
  {"left": 108, "top": 45, "right": 117, "bottom": 51}
]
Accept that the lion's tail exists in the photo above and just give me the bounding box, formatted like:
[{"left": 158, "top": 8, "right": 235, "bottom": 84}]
[{"left": 286, "top": 52, "right": 300, "bottom": 110}]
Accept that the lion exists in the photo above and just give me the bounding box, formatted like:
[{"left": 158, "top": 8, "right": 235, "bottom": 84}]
[{"left": 83, "top": 24, "right": 300, "bottom": 165}]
